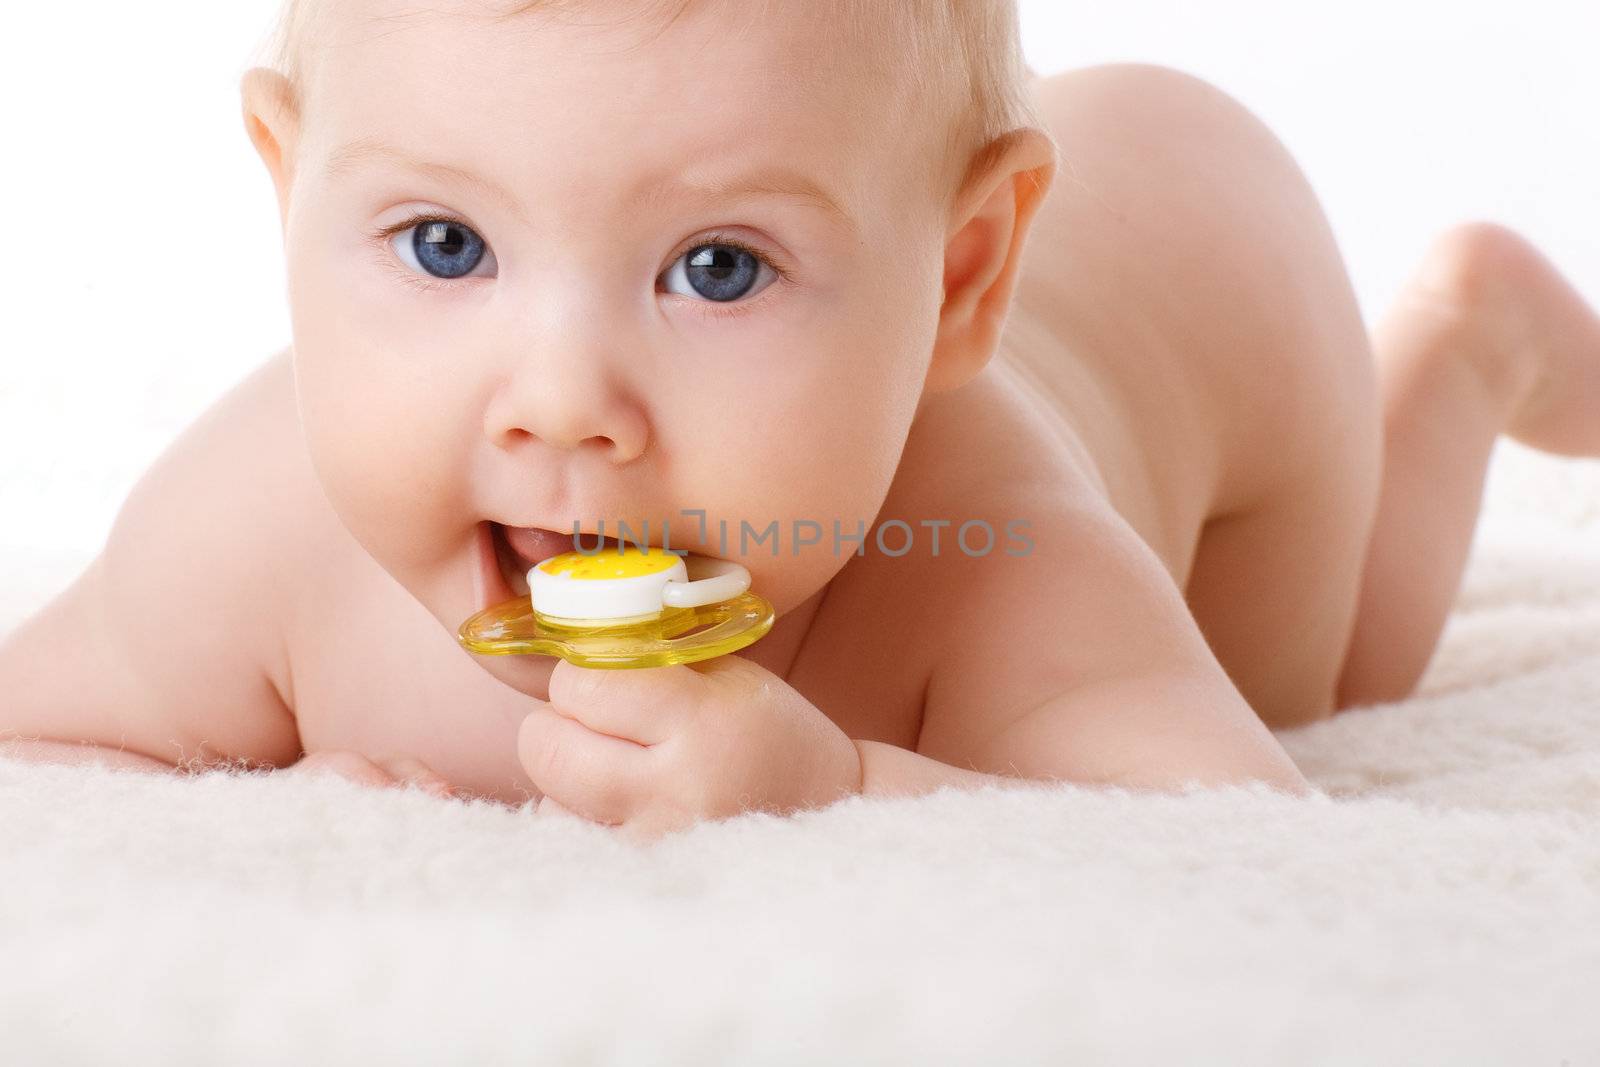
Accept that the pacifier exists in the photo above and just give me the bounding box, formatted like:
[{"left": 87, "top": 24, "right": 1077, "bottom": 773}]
[{"left": 457, "top": 545, "right": 774, "bottom": 669}]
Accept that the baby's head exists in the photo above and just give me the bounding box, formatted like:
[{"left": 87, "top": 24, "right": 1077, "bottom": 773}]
[{"left": 242, "top": 0, "right": 1056, "bottom": 690}]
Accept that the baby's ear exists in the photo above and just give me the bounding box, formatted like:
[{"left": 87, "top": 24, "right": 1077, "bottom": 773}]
[
  {"left": 240, "top": 68, "right": 301, "bottom": 229},
  {"left": 926, "top": 127, "right": 1058, "bottom": 396}
]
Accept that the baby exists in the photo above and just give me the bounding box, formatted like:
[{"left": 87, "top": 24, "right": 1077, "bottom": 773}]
[{"left": 5, "top": 0, "right": 1600, "bottom": 841}]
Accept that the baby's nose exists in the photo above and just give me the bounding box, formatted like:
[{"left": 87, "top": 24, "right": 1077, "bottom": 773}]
[{"left": 483, "top": 358, "right": 649, "bottom": 461}]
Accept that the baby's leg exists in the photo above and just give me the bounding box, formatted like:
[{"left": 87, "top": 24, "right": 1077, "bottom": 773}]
[
  {"left": 1021, "top": 66, "right": 1592, "bottom": 726},
  {"left": 1336, "top": 222, "right": 1600, "bottom": 707}
]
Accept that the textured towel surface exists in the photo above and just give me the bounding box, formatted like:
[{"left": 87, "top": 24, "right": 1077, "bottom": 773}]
[{"left": 2, "top": 440, "right": 1598, "bottom": 1065}]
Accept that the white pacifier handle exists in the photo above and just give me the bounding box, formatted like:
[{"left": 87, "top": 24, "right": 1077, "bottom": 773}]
[{"left": 661, "top": 558, "right": 751, "bottom": 609}]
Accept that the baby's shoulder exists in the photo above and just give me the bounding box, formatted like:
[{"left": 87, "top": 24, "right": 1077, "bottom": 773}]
[
  {"left": 783, "top": 475, "right": 1064, "bottom": 751},
  {"left": 210, "top": 350, "right": 434, "bottom": 719},
  {"left": 189, "top": 347, "right": 350, "bottom": 681},
  {"left": 0, "top": 348, "right": 332, "bottom": 770},
  {"left": 105, "top": 348, "right": 452, "bottom": 761},
  {"left": 122, "top": 345, "right": 405, "bottom": 749},
  {"left": 821, "top": 370, "right": 1166, "bottom": 758},
  {"left": 125, "top": 348, "right": 335, "bottom": 750}
]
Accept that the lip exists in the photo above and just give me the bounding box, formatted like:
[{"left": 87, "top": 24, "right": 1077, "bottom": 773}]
[
  {"left": 482, "top": 522, "right": 639, "bottom": 609},
  {"left": 476, "top": 521, "right": 520, "bottom": 612},
  {"left": 501, "top": 523, "right": 632, "bottom": 567}
]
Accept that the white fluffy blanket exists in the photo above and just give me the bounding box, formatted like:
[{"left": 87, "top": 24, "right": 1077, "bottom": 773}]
[{"left": 3, "top": 440, "right": 1598, "bottom": 1064}]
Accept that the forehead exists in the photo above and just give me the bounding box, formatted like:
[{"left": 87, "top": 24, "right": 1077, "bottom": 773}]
[{"left": 300, "top": 0, "right": 926, "bottom": 220}]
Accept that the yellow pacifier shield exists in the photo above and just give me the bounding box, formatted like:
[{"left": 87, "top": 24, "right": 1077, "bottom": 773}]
[{"left": 457, "top": 546, "right": 774, "bottom": 669}]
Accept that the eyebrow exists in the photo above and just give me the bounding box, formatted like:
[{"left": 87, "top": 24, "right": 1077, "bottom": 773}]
[{"left": 323, "top": 136, "right": 858, "bottom": 236}]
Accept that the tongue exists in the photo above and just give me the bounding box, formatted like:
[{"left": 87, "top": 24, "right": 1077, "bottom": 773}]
[{"left": 502, "top": 525, "right": 619, "bottom": 568}]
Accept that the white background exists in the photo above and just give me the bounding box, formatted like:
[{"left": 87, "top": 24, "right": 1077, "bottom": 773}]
[{"left": 2, "top": 1, "right": 1597, "bottom": 561}]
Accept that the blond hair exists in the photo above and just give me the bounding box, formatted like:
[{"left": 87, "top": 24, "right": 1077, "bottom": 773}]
[{"left": 261, "top": 0, "right": 1048, "bottom": 210}]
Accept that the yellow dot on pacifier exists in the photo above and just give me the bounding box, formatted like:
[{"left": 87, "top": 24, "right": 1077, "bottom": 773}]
[{"left": 537, "top": 546, "right": 680, "bottom": 580}]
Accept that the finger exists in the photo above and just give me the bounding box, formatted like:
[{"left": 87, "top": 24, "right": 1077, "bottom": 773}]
[
  {"left": 537, "top": 794, "right": 597, "bottom": 823},
  {"left": 287, "top": 750, "right": 394, "bottom": 789},
  {"left": 545, "top": 658, "right": 703, "bottom": 745},
  {"left": 375, "top": 755, "right": 455, "bottom": 798},
  {"left": 617, "top": 821, "right": 663, "bottom": 846},
  {"left": 518, "top": 702, "right": 650, "bottom": 824},
  {"left": 618, "top": 809, "right": 690, "bottom": 846}
]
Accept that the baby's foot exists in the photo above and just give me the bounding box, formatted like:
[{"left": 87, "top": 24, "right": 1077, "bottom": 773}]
[{"left": 1385, "top": 221, "right": 1600, "bottom": 456}]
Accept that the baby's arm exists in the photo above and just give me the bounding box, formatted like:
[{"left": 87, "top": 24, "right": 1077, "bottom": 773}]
[
  {"left": 912, "top": 497, "right": 1311, "bottom": 795},
  {"left": 0, "top": 353, "right": 305, "bottom": 773}
]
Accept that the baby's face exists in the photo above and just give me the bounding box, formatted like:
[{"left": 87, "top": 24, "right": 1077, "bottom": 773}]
[{"left": 275, "top": 0, "right": 951, "bottom": 682}]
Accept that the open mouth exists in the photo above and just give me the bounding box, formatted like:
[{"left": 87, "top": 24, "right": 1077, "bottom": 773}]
[{"left": 489, "top": 522, "right": 627, "bottom": 601}]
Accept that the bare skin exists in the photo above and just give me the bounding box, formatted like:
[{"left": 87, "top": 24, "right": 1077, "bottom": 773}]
[{"left": 4, "top": 47, "right": 1597, "bottom": 811}]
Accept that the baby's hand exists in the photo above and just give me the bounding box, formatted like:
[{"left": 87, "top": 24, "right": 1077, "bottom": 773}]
[
  {"left": 284, "top": 749, "right": 456, "bottom": 798},
  {"left": 520, "top": 656, "right": 862, "bottom": 842}
]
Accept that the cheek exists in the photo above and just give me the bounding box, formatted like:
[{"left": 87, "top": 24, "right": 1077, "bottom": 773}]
[
  {"left": 286, "top": 228, "right": 471, "bottom": 572},
  {"left": 663, "top": 286, "right": 932, "bottom": 609},
  {"left": 759, "top": 274, "right": 930, "bottom": 497}
]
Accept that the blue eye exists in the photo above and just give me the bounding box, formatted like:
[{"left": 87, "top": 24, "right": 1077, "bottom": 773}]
[
  {"left": 390, "top": 218, "right": 497, "bottom": 280},
  {"left": 662, "top": 242, "right": 777, "bottom": 303}
]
